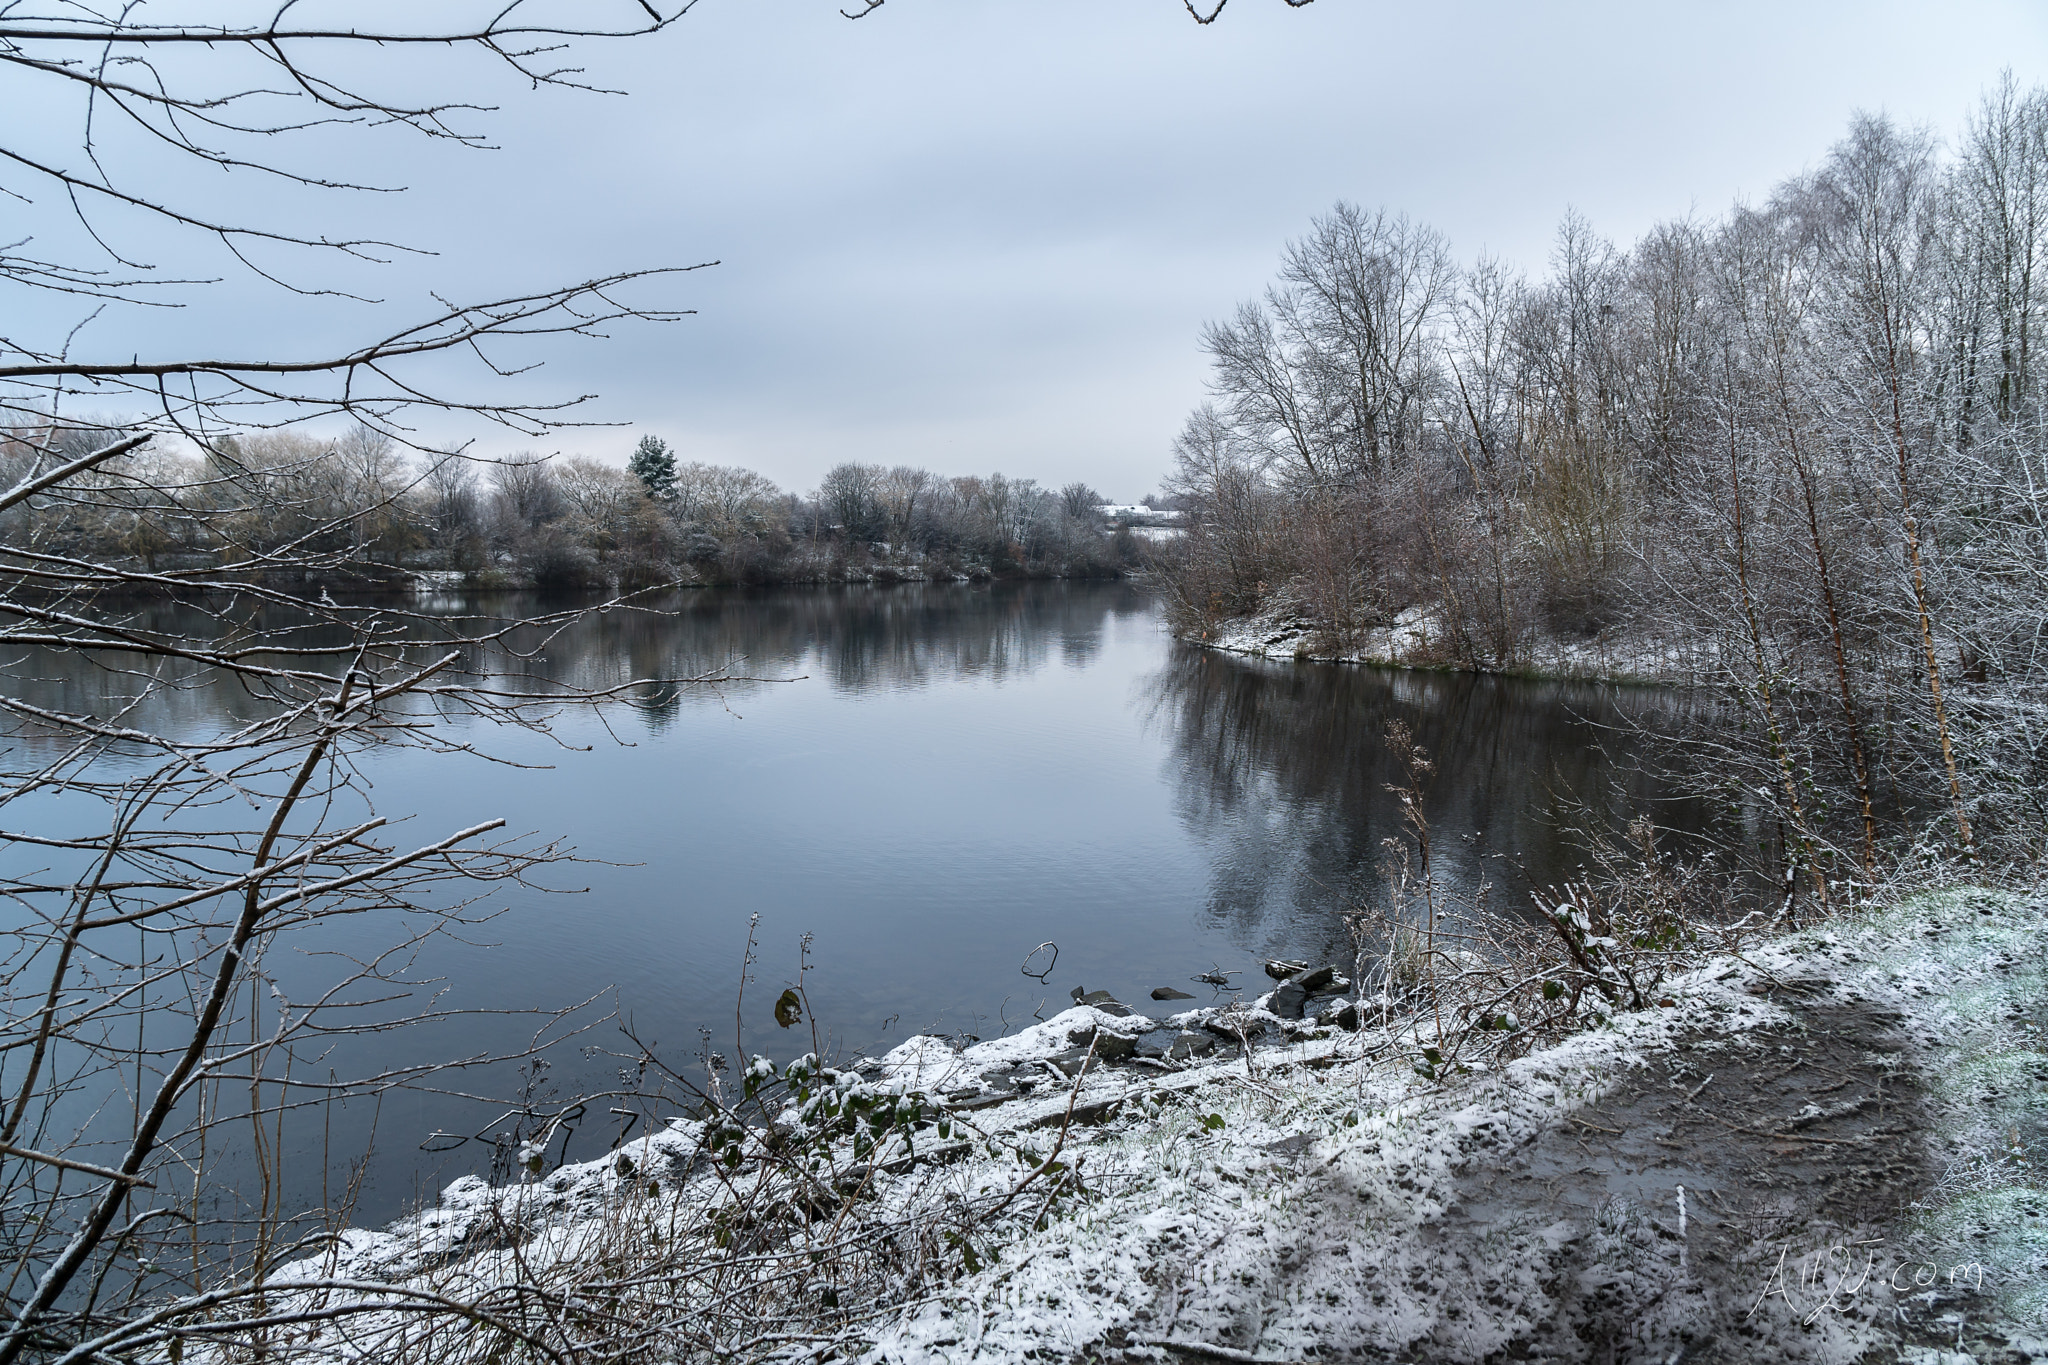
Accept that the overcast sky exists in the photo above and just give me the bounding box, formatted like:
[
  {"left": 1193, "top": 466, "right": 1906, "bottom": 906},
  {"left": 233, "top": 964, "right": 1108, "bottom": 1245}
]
[{"left": 13, "top": 0, "right": 2048, "bottom": 499}]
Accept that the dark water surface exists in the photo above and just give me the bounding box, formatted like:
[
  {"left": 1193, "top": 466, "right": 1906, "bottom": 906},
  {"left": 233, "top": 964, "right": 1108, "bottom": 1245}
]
[{"left": 9, "top": 580, "right": 1692, "bottom": 1221}]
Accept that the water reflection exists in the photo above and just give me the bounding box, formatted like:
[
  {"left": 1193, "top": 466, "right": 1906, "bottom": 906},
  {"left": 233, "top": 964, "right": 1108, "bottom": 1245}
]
[
  {"left": 4, "top": 581, "right": 1696, "bottom": 1224},
  {"left": 5, "top": 580, "right": 1696, "bottom": 1044},
  {"left": 1145, "top": 649, "right": 1697, "bottom": 967},
  {"left": 5, "top": 583, "right": 1140, "bottom": 748},
  {"left": 524, "top": 582, "right": 1132, "bottom": 700}
]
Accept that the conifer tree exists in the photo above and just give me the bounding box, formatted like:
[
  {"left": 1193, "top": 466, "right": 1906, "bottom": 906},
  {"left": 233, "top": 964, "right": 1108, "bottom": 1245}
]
[{"left": 630, "top": 434, "right": 679, "bottom": 501}]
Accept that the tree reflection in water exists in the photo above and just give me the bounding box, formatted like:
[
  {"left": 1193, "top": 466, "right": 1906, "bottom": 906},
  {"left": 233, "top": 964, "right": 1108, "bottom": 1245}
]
[
  {"left": 1144, "top": 647, "right": 1708, "bottom": 968},
  {"left": 5, "top": 581, "right": 1713, "bottom": 1226}
]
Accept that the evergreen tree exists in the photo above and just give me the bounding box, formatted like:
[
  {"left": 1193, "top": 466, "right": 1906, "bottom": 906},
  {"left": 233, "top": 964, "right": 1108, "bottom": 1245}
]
[{"left": 629, "top": 433, "right": 677, "bottom": 501}]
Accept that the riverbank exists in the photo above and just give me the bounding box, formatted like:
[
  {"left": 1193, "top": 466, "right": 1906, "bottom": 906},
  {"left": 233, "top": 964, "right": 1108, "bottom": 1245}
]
[
  {"left": 1190, "top": 593, "right": 1706, "bottom": 685},
  {"left": 443, "top": 555, "right": 1129, "bottom": 593},
  {"left": 240, "top": 884, "right": 2045, "bottom": 1364},
  {"left": 1, "top": 557, "right": 1131, "bottom": 603},
  {"left": 861, "top": 884, "right": 2047, "bottom": 1363}
]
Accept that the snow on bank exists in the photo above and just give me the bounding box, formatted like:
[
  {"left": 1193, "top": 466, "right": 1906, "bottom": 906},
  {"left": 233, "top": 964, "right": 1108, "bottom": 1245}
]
[
  {"left": 262, "top": 889, "right": 2046, "bottom": 1363},
  {"left": 865, "top": 966, "right": 1770, "bottom": 1359},
  {"left": 1194, "top": 593, "right": 1712, "bottom": 684},
  {"left": 873, "top": 1004, "right": 1153, "bottom": 1092},
  {"left": 862, "top": 887, "right": 2048, "bottom": 1362}
]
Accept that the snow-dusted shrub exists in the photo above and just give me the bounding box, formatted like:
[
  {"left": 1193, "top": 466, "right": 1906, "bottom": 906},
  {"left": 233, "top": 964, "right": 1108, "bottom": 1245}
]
[{"left": 1351, "top": 727, "right": 1772, "bottom": 1081}]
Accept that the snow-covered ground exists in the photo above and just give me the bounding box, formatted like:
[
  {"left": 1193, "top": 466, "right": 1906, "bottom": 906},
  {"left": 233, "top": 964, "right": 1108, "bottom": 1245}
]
[
  {"left": 1099, "top": 506, "right": 1186, "bottom": 524},
  {"left": 1195, "top": 594, "right": 1713, "bottom": 685},
  {"left": 260, "top": 887, "right": 2046, "bottom": 1363},
  {"left": 861, "top": 886, "right": 2047, "bottom": 1362}
]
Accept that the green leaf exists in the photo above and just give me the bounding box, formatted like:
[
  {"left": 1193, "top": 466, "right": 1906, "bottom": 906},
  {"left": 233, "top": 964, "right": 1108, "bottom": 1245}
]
[{"left": 774, "top": 988, "right": 803, "bottom": 1030}]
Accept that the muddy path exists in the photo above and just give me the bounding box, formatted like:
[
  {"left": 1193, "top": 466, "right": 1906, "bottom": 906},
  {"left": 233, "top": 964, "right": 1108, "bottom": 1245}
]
[{"left": 1427, "top": 983, "right": 2021, "bottom": 1363}]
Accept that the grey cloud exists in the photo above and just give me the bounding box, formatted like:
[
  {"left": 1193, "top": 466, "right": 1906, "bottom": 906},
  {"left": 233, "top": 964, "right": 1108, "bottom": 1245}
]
[{"left": 7, "top": 0, "right": 2044, "bottom": 499}]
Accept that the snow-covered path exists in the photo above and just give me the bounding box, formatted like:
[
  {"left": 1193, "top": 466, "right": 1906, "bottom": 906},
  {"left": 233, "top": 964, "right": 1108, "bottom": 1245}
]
[{"left": 864, "top": 887, "right": 2047, "bottom": 1363}]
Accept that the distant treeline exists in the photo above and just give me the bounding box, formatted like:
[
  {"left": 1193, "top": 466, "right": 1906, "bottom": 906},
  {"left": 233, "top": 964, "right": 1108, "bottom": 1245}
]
[
  {"left": 0, "top": 428, "right": 1137, "bottom": 589},
  {"left": 1154, "top": 83, "right": 2048, "bottom": 878}
]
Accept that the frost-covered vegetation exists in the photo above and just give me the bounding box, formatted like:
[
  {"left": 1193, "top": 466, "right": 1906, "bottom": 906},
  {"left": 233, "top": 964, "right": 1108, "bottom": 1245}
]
[
  {"left": 5, "top": 0, "right": 2044, "bottom": 1358},
  {"left": 138, "top": 886, "right": 2044, "bottom": 1364},
  {"left": 1155, "top": 81, "right": 2048, "bottom": 885},
  {"left": 0, "top": 428, "right": 1134, "bottom": 591}
]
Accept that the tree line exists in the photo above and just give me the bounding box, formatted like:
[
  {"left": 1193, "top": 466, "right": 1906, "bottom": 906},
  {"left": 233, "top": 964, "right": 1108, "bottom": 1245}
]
[
  {"left": 0, "top": 428, "right": 1133, "bottom": 591},
  {"left": 1153, "top": 78, "right": 2048, "bottom": 888}
]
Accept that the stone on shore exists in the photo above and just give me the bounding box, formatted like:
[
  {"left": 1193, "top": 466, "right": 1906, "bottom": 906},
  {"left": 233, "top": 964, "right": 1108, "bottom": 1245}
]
[
  {"left": 1135, "top": 1029, "right": 1217, "bottom": 1061},
  {"left": 1290, "top": 964, "right": 1338, "bottom": 993},
  {"left": 1268, "top": 964, "right": 1342, "bottom": 1019},
  {"left": 1268, "top": 980, "right": 1308, "bottom": 1018}
]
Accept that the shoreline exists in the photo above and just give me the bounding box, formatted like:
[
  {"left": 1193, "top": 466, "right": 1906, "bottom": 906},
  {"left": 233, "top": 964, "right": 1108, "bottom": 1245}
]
[
  {"left": 1185, "top": 596, "right": 1708, "bottom": 688},
  {"left": 4, "top": 561, "right": 1134, "bottom": 603},
  {"left": 259, "top": 885, "right": 2048, "bottom": 1363}
]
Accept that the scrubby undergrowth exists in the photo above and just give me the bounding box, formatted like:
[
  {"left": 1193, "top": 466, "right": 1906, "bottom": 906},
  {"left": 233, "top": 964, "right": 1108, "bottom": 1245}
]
[{"left": 161, "top": 886, "right": 2043, "bottom": 1364}]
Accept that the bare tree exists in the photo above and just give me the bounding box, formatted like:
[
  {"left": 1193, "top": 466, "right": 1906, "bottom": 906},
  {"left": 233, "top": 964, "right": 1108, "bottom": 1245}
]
[
  {"left": 0, "top": 4, "right": 713, "bottom": 451},
  {"left": 1274, "top": 202, "right": 1455, "bottom": 481},
  {"left": 1806, "top": 114, "right": 1974, "bottom": 855},
  {"left": 1156, "top": 86, "right": 2048, "bottom": 890},
  {"left": 817, "top": 462, "right": 885, "bottom": 542},
  {"left": 0, "top": 8, "right": 744, "bottom": 1361},
  {"left": 1059, "top": 481, "right": 1103, "bottom": 520},
  {"left": 879, "top": 465, "right": 937, "bottom": 547}
]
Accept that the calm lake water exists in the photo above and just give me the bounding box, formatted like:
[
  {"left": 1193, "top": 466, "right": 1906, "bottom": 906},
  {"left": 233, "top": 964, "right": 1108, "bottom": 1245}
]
[{"left": 9, "top": 580, "right": 1691, "bottom": 1221}]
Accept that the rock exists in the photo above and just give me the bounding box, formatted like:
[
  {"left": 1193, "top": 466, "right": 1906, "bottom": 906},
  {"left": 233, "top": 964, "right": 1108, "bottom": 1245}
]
[
  {"left": 945, "top": 1091, "right": 1011, "bottom": 1113},
  {"left": 1028, "top": 1097, "right": 1121, "bottom": 1128},
  {"left": 1134, "top": 1028, "right": 1217, "bottom": 1061},
  {"left": 1133, "top": 1030, "right": 1178, "bottom": 1059},
  {"left": 1202, "top": 1014, "right": 1266, "bottom": 1042},
  {"left": 1068, "top": 1098, "right": 1121, "bottom": 1126},
  {"left": 1046, "top": 1048, "right": 1095, "bottom": 1077},
  {"left": 1078, "top": 990, "right": 1133, "bottom": 1017},
  {"left": 1268, "top": 980, "right": 1309, "bottom": 1019},
  {"left": 1093, "top": 1030, "right": 1138, "bottom": 1061},
  {"left": 1323, "top": 1000, "right": 1361, "bottom": 1032},
  {"left": 1151, "top": 985, "right": 1196, "bottom": 1001},
  {"left": 1264, "top": 959, "right": 1309, "bottom": 980},
  {"left": 981, "top": 1067, "right": 1038, "bottom": 1094},
  {"left": 1064, "top": 1022, "right": 1136, "bottom": 1060},
  {"left": 1268, "top": 965, "right": 1341, "bottom": 1018},
  {"left": 1289, "top": 964, "right": 1338, "bottom": 994}
]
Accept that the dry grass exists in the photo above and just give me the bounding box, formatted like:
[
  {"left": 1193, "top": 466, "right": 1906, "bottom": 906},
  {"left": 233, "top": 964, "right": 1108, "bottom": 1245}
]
[{"left": 1348, "top": 722, "right": 1778, "bottom": 1082}]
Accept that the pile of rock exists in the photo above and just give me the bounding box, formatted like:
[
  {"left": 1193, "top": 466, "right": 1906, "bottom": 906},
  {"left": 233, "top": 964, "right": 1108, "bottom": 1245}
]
[
  {"left": 873, "top": 963, "right": 1361, "bottom": 1118},
  {"left": 1255, "top": 960, "right": 1359, "bottom": 1029}
]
